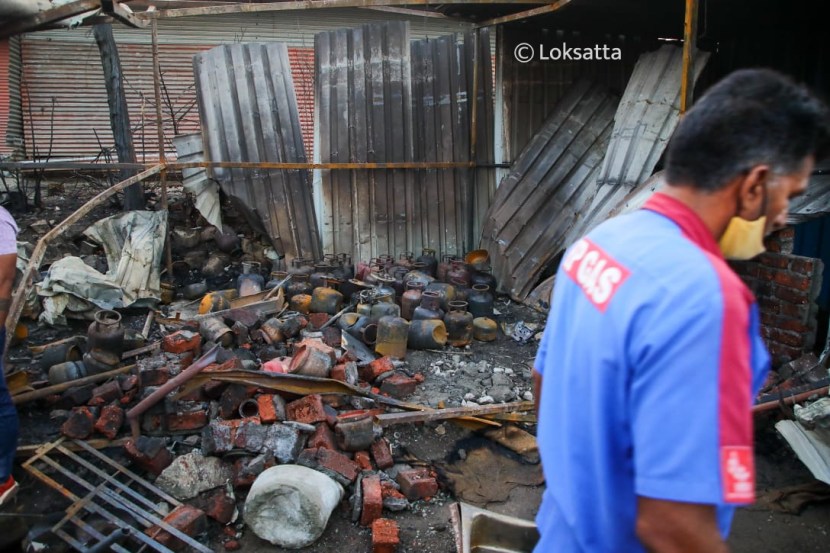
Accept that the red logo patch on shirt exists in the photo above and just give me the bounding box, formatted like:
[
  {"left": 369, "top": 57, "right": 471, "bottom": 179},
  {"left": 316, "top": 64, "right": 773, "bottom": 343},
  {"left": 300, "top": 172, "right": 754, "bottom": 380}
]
[
  {"left": 561, "top": 238, "right": 630, "bottom": 312},
  {"left": 721, "top": 446, "right": 755, "bottom": 503}
]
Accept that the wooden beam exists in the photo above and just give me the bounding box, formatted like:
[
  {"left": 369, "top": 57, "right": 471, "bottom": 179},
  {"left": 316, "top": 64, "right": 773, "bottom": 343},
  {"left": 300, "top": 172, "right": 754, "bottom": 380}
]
[
  {"left": 375, "top": 401, "right": 535, "bottom": 426},
  {"left": 140, "top": 1, "right": 546, "bottom": 20},
  {"left": 476, "top": 0, "right": 571, "bottom": 28},
  {"left": 102, "top": 0, "right": 150, "bottom": 28},
  {"left": 680, "top": 0, "right": 698, "bottom": 113},
  {"left": 0, "top": 0, "right": 100, "bottom": 39}
]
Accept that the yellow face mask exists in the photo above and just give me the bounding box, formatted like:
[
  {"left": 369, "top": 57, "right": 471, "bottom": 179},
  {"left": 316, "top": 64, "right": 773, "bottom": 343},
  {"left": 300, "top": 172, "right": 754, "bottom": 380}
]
[{"left": 718, "top": 216, "right": 767, "bottom": 260}]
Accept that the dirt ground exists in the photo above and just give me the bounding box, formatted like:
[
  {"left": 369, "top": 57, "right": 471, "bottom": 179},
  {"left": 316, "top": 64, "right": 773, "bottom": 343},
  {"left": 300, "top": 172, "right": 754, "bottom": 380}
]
[{"left": 1, "top": 180, "right": 829, "bottom": 552}]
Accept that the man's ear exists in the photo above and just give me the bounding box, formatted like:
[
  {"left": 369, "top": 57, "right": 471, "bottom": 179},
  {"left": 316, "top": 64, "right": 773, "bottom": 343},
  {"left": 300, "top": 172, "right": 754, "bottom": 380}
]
[{"left": 736, "top": 165, "right": 769, "bottom": 220}]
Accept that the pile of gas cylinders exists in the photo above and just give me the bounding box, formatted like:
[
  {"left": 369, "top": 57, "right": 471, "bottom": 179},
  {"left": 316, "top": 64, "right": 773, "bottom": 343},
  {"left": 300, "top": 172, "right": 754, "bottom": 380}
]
[{"left": 268, "top": 248, "right": 500, "bottom": 358}]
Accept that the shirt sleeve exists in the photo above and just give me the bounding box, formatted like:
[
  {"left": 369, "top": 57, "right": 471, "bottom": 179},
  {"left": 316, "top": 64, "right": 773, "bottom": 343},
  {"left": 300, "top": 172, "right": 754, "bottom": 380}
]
[
  {"left": 0, "top": 207, "right": 18, "bottom": 255},
  {"left": 627, "top": 272, "right": 755, "bottom": 506}
]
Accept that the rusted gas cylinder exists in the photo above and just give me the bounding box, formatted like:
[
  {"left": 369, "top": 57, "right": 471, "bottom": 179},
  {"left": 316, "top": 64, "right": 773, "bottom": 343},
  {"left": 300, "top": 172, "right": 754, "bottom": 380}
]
[
  {"left": 471, "top": 267, "right": 498, "bottom": 292},
  {"left": 40, "top": 341, "right": 82, "bottom": 371},
  {"left": 451, "top": 278, "right": 471, "bottom": 303},
  {"left": 288, "top": 257, "right": 315, "bottom": 278},
  {"left": 400, "top": 282, "right": 424, "bottom": 321},
  {"left": 374, "top": 274, "right": 397, "bottom": 302},
  {"left": 416, "top": 248, "right": 438, "bottom": 277},
  {"left": 48, "top": 361, "right": 87, "bottom": 385},
  {"left": 369, "top": 301, "right": 401, "bottom": 324},
  {"left": 468, "top": 285, "right": 495, "bottom": 319},
  {"left": 473, "top": 317, "right": 498, "bottom": 342},
  {"left": 425, "top": 281, "right": 456, "bottom": 311},
  {"left": 265, "top": 271, "right": 290, "bottom": 292},
  {"left": 337, "top": 253, "right": 354, "bottom": 280},
  {"left": 444, "top": 301, "right": 474, "bottom": 347},
  {"left": 335, "top": 415, "right": 375, "bottom": 451},
  {"left": 437, "top": 255, "right": 457, "bottom": 283},
  {"left": 310, "top": 281, "right": 345, "bottom": 315},
  {"left": 289, "top": 345, "right": 333, "bottom": 378},
  {"left": 289, "top": 294, "right": 312, "bottom": 315},
  {"left": 200, "top": 317, "right": 234, "bottom": 347},
  {"left": 375, "top": 316, "right": 409, "bottom": 359},
  {"left": 310, "top": 263, "right": 336, "bottom": 290},
  {"left": 338, "top": 313, "right": 370, "bottom": 340},
  {"left": 286, "top": 274, "right": 313, "bottom": 300},
  {"left": 447, "top": 260, "right": 472, "bottom": 287},
  {"left": 407, "top": 319, "right": 448, "bottom": 350},
  {"left": 198, "top": 289, "right": 237, "bottom": 314},
  {"left": 87, "top": 310, "right": 125, "bottom": 355},
  {"left": 412, "top": 291, "right": 444, "bottom": 321},
  {"left": 238, "top": 261, "right": 265, "bottom": 297}
]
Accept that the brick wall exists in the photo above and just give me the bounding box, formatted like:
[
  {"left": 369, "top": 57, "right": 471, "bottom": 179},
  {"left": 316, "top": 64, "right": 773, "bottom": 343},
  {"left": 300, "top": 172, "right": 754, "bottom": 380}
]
[
  {"left": 731, "top": 228, "right": 825, "bottom": 368},
  {"left": 287, "top": 47, "right": 315, "bottom": 157}
]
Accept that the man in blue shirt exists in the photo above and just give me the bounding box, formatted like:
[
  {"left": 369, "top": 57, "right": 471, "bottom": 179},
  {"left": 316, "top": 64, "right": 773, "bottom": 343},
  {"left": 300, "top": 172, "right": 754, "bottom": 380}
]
[{"left": 534, "top": 68, "right": 830, "bottom": 552}]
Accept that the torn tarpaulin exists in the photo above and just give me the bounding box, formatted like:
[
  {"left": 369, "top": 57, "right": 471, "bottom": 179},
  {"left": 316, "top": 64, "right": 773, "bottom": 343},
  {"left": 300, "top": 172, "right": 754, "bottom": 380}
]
[{"left": 37, "top": 211, "right": 167, "bottom": 324}]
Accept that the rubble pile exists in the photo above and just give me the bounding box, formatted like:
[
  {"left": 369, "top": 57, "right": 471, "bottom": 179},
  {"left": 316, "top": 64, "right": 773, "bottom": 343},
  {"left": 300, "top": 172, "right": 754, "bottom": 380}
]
[{"left": 15, "top": 214, "right": 539, "bottom": 551}]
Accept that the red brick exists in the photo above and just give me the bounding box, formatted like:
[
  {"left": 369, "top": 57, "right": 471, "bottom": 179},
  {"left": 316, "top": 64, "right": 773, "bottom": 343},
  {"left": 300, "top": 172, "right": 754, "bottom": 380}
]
[
  {"left": 330, "top": 364, "right": 349, "bottom": 382},
  {"left": 307, "top": 312, "right": 330, "bottom": 329},
  {"left": 163, "top": 330, "right": 202, "bottom": 355},
  {"left": 140, "top": 367, "right": 170, "bottom": 387},
  {"left": 61, "top": 407, "right": 95, "bottom": 440},
  {"left": 220, "top": 384, "right": 252, "bottom": 419},
  {"left": 120, "top": 374, "right": 140, "bottom": 392},
  {"left": 286, "top": 394, "right": 327, "bottom": 424},
  {"left": 144, "top": 504, "right": 207, "bottom": 551},
  {"left": 396, "top": 468, "right": 438, "bottom": 501},
  {"left": 759, "top": 253, "right": 789, "bottom": 269},
  {"left": 370, "top": 438, "right": 394, "bottom": 470},
  {"left": 413, "top": 373, "right": 425, "bottom": 383},
  {"left": 773, "top": 271, "right": 811, "bottom": 291},
  {"left": 322, "top": 327, "right": 341, "bottom": 348},
  {"left": 89, "top": 380, "right": 123, "bottom": 406},
  {"left": 354, "top": 451, "right": 373, "bottom": 471},
  {"left": 774, "top": 287, "right": 808, "bottom": 304},
  {"left": 777, "top": 318, "right": 810, "bottom": 334},
  {"left": 94, "top": 404, "right": 124, "bottom": 440},
  {"left": 124, "top": 436, "right": 173, "bottom": 475},
  {"left": 224, "top": 540, "right": 241, "bottom": 551},
  {"left": 293, "top": 339, "right": 337, "bottom": 363},
  {"left": 360, "top": 356, "right": 394, "bottom": 383},
  {"left": 381, "top": 480, "right": 406, "bottom": 501},
  {"left": 361, "top": 475, "right": 383, "bottom": 527},
  {"left": 299, "top": 447, "right": 360, "bottom": 483},
  {"left": 120, "top": 389, "right": 137, "bottom": 405},
  {"left": 193, "top": 487, "right": 237, "bottom": 524},
  {"left": 166, "top": 409, "right": 209, "bottom": 432},
  {"left": 308, "top": 423, "right": 338, "bottom": 451},
  {"left": 380, "top": 374, "right": 418, "bottom": 398},
  {"left": 791, "top": 258, "right": 816, "bottom": 274},
  {"left": 372, "top": 518, "right": 400, "bottom": 553},
  {"left": 59, "top": 385, "right": 94, "bottom": 408},
  {"left": 256, "top": 394, "right": 281, "bottom": 423}
]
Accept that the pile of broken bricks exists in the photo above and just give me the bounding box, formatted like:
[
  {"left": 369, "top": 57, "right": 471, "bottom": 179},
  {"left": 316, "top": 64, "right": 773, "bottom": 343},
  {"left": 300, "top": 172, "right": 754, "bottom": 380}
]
[{"left": 27, "top": 314, "right": 454, "bottom": 551}]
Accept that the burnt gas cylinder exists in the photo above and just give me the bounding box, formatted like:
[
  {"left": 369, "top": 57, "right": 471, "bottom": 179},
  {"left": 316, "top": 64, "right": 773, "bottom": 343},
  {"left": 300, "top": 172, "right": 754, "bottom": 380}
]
[
  {"left": 396, "top": 252, "right": 415, "bottom": 271},
  {"left": 338, "top": 313, "right": 370, "bottom": 340},
  {"left": 412, "top": 291, "right": 444, "bottom": 321},
  {"left": 447, "top": 260, "right": 472, "bottom": 287},
  {"left": 416, "top": 248, "right": 438, "bottom": 277},
  {"left": 40, "top": 341, "right": 82, "bottom": 371},
  {"left": 369, "top": 301, "right": 401, "bottom": 324},
  {"left": 444, "top": 301, "right": 474, "bottom": 347},
  {"left": 471, "top": 267, "right": 497, "bottom": 291},
  {"left": 375, "top": 316, "right": 409, "bottom": 359},
  {"left": 310, "top": 263, "right": 336, "bottom": 289},
  {"left": 288, "top": 257, "right": 314, "bottom": 277},
  {"left": 286, "top": 274, "right": 313, "bottom": 300},
  {"left": 48, "top": 360, "right": 87, "bottom": 385},
  {"left": 289, "top": 345, "right": 333, "bottom": 378},
  {"left": 183, "top": 280, "right": 208, "bottom": 300},
  {"left": 276, "top": 313, "right": 304, "bottom": 340},
  {"left": 437, "top": 255, "right": 457, "bottom": 283},
  {"left": 356, "top": 290, "right": 375, "bottom": 318},
  {"left": 473, "top": 317, "right": 498, "bottom": 342},
  {"left": 361, "top": 323, "right": 378, "bottom": 346},
  {"left": 340, "top": 278, "right": 370, "bottom": 302},
  {"left": 237, "top": 261, "right": 265, "bottom": 297},
  {"left": 215, "top": 226, "right": 240, "bottom": 253},
  {"left": 200, "top": 317, "right": 234, "bottom": 347},
  {"left": 289, "top": 293, "right": 313, "bottom": 315},
  {"left": 265, "top": 271, "right": 290, "bottom": 291},
  {"left": 335, "top": 415, "right": 375, "bottom": 451},
  {"left": 425, "top": 282, "right": 456, "bottom": 311},
  {"left": 468, "top": 285, "right": 495, "bottom": 319},
  {"left": 337, "top": 253, "right": 354, "bottom": 280},
  {"left": 374, "top": 273, "right": 397, "bottom": 301},
  {"left": 407, "top": 319, "right": 448, "bottom": 350},
  {"left": 82, "top": 349, "right": 120, "bottom": 375},
  {"left": 160, "top": 280, "right": 176, "bottom": 304},
  {"left": 403, "top": 268, "right": 434, "bottom": 290},
  {"left": 260, "top": 318, "right": 286, "bottom": 345},
  {"left": 198, "top": 289, "right": 236, "bottom": 314},
  {"left": 201, "top": 253, "right": 228, "bottom": 278},
  {"left": 389, "top": 265, "right": 409, "bottom": 298},
  {"left": 451, "top": 278, "right": 471, "bottom": 303},
  {"left": 87, "top": 310, "right": 125, "bottom": 355},
  {"left": 400, "top": 282, "right": 424, "bottom": 321},
  {"left": 310, "top": 284, "right": 344, "bottom": 315},
  {"left": 171, "top": 227, "right": 201, "bottom": 253}
]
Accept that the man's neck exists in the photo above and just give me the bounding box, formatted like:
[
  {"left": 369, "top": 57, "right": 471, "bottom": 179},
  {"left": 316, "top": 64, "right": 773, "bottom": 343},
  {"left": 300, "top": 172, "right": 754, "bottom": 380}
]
[{"left": 658, "top": 183, "right": 735, "bottom": 242}]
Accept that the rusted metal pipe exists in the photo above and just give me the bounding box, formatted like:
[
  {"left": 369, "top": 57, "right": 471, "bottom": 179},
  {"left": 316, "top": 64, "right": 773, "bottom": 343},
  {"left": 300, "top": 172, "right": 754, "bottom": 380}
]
[
  {"left": 680, "top": 0, "right": 699, "bottom": 113},
  {"left": 753, "top": 385, "right": 830, "bottom": 414},
  {"left": 126, "top": 344, "right": 219, "bottom": 437}
]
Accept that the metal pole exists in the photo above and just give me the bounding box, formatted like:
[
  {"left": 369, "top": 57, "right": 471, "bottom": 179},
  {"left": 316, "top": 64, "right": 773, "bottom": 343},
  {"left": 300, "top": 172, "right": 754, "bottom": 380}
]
[
  {"left": 680, "top": 0, "right": 699, "bottom": 114},
  {"left": 468, "top": 29, "right": 480, "bottom": 253},
  {"left": 151, "top": 18, "right": 173, "bottom": 277}
]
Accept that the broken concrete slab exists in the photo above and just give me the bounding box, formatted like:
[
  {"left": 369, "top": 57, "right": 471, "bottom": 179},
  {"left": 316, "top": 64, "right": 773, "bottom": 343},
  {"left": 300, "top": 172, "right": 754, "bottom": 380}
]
[{"left": 155, "top": 451, "right": 233, "bottom": 501}]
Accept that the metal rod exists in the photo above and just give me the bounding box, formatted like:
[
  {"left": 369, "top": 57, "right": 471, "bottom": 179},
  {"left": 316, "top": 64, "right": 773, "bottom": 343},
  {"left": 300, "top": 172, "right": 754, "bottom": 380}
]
[
  {"left": 476, "top": 0, "right": 572, "bottom": 27},
  {"left": 680, "top": 0, "right": 698, "bottom": 113},
  {"left": 151, "top": 17, "right": 174, "bottom": 279},
  {"left": 468, "top": 28, "right": 480, "bottom": 252},
  {"left": 753, "top": 385, "right": 830, "bottom": 414},
  {"left": 375, "top": 401, "right": 534, "bottom": 426},
  {"left": 168, "top": 160, "right": 475, "bottom": 170},
  {"left": 126, "top": 345, "right": 220, "bottom": 437}
]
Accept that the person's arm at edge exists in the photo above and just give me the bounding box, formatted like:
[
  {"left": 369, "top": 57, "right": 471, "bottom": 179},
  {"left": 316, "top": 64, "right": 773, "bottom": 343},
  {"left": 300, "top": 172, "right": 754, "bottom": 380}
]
[
  {"left": 0, "top": 254, "right": 15, "bottom": 330},
  {"left": 533, "top": 369, "right": 542, "bottom": 417},
  {"left": 636, "top": 497, "right": 729, "bottom": 553}
]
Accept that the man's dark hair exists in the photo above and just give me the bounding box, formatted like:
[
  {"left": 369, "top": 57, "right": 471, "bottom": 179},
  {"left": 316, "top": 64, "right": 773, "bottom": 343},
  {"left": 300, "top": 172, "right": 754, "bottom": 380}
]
[{"left": 664, "top": 68, "right": 830, "bottom": 191}]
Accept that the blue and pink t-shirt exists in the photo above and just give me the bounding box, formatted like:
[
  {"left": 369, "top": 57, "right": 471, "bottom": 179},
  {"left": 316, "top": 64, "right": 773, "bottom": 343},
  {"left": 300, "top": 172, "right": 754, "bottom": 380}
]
[{"left": 534, "top": 192, "right": 770, "bottom": 552}]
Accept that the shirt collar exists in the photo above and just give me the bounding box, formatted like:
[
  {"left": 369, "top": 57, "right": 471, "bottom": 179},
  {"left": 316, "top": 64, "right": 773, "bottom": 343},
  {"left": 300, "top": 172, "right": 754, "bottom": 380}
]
[{"left": 642, "top": 192, "right": 722, "bottom": 257}]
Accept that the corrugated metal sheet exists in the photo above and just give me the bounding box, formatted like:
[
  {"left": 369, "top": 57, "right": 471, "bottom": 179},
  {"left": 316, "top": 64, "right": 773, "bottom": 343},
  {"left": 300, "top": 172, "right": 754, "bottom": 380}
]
[
  {"left": 6, "top": 35, "right": 22, "bottom": 156},
  {"left": 0, "top": 38, "right": 10, "bottom": 157},
  {"left": 597, "top": 45, "right": 709, "bottom": 187},
  {"left": 171, "top": 133, "right": 221, "bottom": 229},
  {"left": 194, "top": 42, "right": 321, "bottom": 261},
  {"left": 789, "top": 175, "right": 830, "bottom": 225},
  {"left": 315, "top": 21, "right": 414, "bottom": 261},
  {"left": 20, "top": 10, "right": 471, "bottom": 160},
  {"left": 315, "top": 22, "right": 494, "bottom": 261},
  {"left": 481, "top": 79, "right": 619, "bottom": 302},
  {"left": 501, "top": 29, "right": 645, "bottom": 162},
  {"left": 484, "top": 46, "right": 710, "bottom": 303}
]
